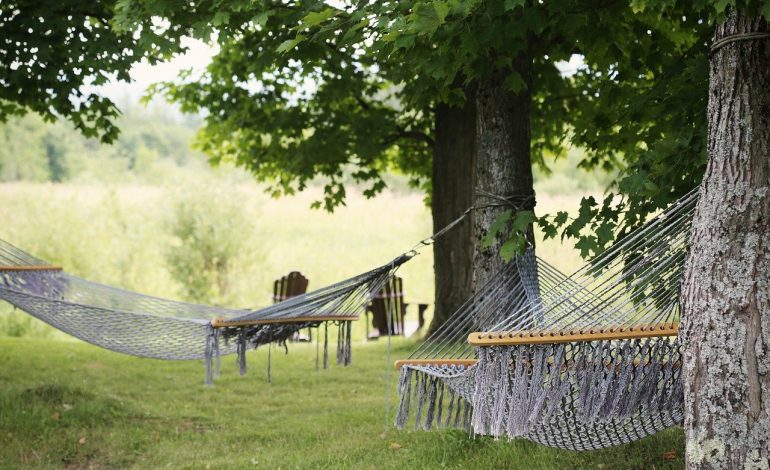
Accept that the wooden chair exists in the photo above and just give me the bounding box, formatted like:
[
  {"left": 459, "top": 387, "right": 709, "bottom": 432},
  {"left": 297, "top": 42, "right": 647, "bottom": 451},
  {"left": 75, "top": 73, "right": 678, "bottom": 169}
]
[
  {"left": 273, "top": 271, "right": 310, "bottom": 341},
  {"left": 273, "top": 271, "right": 309, "bottom": 303},
  {"left": 366, "top": 275, "right": 429, "bottom": 339}
]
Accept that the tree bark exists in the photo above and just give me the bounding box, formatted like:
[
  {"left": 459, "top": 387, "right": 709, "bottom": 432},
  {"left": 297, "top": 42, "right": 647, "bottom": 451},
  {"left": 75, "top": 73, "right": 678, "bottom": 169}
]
[
  {"left": 473, "top": 57, "right": 535, "bottom": 295},
  {"left": 681, "top": 10, "right": 770, "bottom": 469},
  {"left": 429, "top": 91, "right": 476, "bottom": 334}
]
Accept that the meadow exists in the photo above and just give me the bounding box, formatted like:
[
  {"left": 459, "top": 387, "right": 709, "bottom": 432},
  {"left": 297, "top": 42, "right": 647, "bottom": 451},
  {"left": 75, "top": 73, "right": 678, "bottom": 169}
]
[
  {"left": 0, "top": 171, "right": 587, "bottom": 338},
  {"left": 0, "top": 174, "right": 684, "bottom": 469}
]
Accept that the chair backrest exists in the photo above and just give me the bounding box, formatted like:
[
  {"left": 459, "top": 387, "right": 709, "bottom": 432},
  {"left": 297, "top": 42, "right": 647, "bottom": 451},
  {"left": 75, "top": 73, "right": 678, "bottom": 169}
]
[
  {"left": 273, "top": 271, "right": 309, "bottom": 303},
  {"left": 369, "top": 275, "right": 406, "bottom": 335}
]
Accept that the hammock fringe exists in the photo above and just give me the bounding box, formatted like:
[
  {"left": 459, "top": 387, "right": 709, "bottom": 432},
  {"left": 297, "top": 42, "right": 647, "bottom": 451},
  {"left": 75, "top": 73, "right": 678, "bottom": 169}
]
[
  {"left": 468, "top": 339, "right": 684, "bottom": 440},
  {"left": 395, "top": 366, "right": 473, "bottom": 433},
  {"left": 203, "top": 320, "right": 355, "bottom": 384}
]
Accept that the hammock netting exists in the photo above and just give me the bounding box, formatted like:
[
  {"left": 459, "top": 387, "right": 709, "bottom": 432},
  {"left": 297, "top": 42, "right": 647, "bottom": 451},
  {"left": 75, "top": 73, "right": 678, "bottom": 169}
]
[
  {"left": 395, "top": 190, "right": 697, "bottom": 450},
  {"left": 0, "top": 239, "right": 410, "bottom": 383}
]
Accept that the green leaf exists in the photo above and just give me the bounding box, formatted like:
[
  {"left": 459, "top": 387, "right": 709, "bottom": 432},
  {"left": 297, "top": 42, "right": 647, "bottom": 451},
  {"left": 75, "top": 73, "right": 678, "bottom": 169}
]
[
  {"left": 482, "top": 209, "right": 512, "bottom": 247},
  {"left": 410, "top": 2, "right": 450, "bottom": 35},
  {"left": 342, "top": 16, "right": 370, "bottom": 43},
  {"left": 575, "top": 236, "right": 600, "bottom": 258},
  {"left": 575, "top": 196, "right": 598, "bottom": 227},
  {"left": 500, "top": 236, "right": 526, "bottom": 261},
  {"left": 252, "top": 12, "right": 271, "bottom": 27},
  {"left": 276, "top": 34, "right": 306, "bottom": 54},
  {"left": 538, "top": 218, "right": 558, "bottom": 239},
  {"left": 595, "top": 222, "right": 615, "bottom": 248},
  {"left": 301, "top": 9, "right": 338, "bottom": 28},
  {"left": 511, "top": 210, "right": 536, "bottom": 233},
  {"left": 394, "top": 33, "right": 416, "bottom": 50},
  {"left": 554, "top": 211, "right": 569, "bottom": 225},
  {"left": 629, "top": 0, "right": 646, "bottom": 13},
  {"left": 212, "top": 12, "right": 230, "bottom": 27},
  {"left": 503, "top": 72, "right": 527, "bottom": 93}
]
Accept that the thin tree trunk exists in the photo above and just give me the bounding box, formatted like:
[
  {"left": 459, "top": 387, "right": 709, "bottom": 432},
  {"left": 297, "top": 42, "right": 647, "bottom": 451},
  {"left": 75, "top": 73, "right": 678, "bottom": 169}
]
[
  {"left": 681, "top": 10, "right": 770, "bottom": 469},
  {"left": 429, "top": 91, "right": 476, "bottom": 334},
  {"left": 473, "top": 57, "right": 535, "bottom": 299}
]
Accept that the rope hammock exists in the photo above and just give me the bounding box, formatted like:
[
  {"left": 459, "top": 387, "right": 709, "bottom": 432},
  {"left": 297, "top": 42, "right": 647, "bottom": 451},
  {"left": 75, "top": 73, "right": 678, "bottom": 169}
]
[
  {"left": 394, "top": 190, "right": 697, "bottom": 450},
  {"left": 0, "top": 239, "right": 411, "bottom": 384}
]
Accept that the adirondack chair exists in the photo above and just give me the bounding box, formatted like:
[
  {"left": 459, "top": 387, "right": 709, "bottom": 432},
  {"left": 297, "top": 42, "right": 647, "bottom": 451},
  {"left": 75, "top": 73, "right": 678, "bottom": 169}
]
[
  {"left": 273, "top": 271, "right": 309, "bottom": 303},
  {"left": 273, "top": 271, "right": 310, "bottom": 341},
  {"left": 366, "top": 275, "right": 429, "bottom": 339}
]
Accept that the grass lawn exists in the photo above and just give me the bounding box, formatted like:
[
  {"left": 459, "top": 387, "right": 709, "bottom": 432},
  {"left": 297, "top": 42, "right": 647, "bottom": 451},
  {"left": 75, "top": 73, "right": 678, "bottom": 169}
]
[{"left": 0, "top": 336, "right": 684, "bottom": 469}]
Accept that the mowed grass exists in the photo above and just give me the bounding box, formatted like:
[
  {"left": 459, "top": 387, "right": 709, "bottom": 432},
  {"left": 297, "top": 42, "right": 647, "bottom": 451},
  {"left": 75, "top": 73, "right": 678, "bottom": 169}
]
[{"left": 0, "top": 337, "right": 684, "bottom": 469}]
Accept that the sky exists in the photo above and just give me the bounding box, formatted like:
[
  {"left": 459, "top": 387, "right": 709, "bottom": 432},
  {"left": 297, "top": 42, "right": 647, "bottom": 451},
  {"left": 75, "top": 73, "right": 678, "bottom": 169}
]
[{"left": 96, "top": 38, "right": 217, "bottom": 107}]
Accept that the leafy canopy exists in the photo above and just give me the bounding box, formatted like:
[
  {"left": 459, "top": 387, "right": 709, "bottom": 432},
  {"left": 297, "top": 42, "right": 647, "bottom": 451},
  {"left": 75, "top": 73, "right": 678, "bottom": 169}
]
[
  {"left": 5, "top": 0, "right": 770, "bottom": 257},
  {"left": 115, "top": 0, "right": 695, "bottom": 224},
  {"left": 337, "top": 0, "right": 712, "bottom": 257},
  {"left": 0, "top": 0, "right": 191, "bottom": 142}
]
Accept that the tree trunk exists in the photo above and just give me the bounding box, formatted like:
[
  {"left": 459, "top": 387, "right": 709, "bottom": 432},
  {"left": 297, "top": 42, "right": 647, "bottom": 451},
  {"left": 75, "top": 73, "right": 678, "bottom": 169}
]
[
  {"left": 429, "top": 92, "right": 476, "bottom": 334},
  {"left": 473, "top": 58, "right": 535, "bottom": 295},
  {"left": 681, "top": 10, "right": 770, "bottom": 469}
]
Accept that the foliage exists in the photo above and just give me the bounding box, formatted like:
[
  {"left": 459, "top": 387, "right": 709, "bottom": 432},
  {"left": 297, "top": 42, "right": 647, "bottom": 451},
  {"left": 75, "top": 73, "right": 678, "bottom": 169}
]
[
  {"left": 0, "top": 0, "right": 190, "bottom": 142},
  {"left": 0, "top": 113, "right": 52, "bottom": 181},
  {"left": 122, "top": 1, "right": 434, "bottom": 211},
  {"left": 165, "top": 188, "right": 258, "bottom": 305},
  {"left": 355, "top": 0, "right": 714, "bottom": 256},
  {"left": 116, "top": 0, "right": 716, "bottom": 257},
  {"left": 546, "top": 0, "right": 770, "bottom": 255},
  {"left": 0, "top": 106, "right": 203, "bottom": 184},
  {"left": 7, "top": 0, "right": 769, "bottom": 260}
]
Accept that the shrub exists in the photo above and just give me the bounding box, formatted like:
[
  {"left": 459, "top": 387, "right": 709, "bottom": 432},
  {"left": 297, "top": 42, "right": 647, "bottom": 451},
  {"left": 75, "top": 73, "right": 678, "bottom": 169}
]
[{"left": 165, "top": 188, "right": 259, "bottom": 306}]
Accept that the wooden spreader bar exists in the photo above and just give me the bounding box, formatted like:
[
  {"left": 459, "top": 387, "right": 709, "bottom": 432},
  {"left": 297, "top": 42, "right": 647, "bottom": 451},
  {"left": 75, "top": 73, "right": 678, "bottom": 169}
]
[
  {"left": 394, "top": 359, "right": 478, "bottom": 369},
  {"left": 0, "top": 265, "right": 63, "bottom": 272},
  {"left": 467, "top": 322, "right": 679, "bottom": 346},
  {"left": 211, "top": 315, "right": 357, "bottom": 328}
]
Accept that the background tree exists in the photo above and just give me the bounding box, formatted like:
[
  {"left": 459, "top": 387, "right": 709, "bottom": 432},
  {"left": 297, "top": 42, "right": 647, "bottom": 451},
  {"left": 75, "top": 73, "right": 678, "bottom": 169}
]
[
  {"left": 114, "top": 0, "right": 712, "bottom": 331},
  {"left": 166, "top": 189, "right": 256, "bottom": 305},
  {"left": 295, "top": 1, "right": 708, "bottom": 314},
  {"left": 0, "top": 0, "right": 188, "bottom": 142},
  {"left": 120, "top": 1, "right": 474, "bottom": 332},
  {"left": 0, "top": 107, "right": 203, "bottom": 183}
]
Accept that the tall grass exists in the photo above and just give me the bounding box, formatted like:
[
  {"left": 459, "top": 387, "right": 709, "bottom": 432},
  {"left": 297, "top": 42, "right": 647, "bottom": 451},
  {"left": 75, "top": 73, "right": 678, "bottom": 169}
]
[{"left": 0, "top": 176, "right": 591, "bottom": 340}]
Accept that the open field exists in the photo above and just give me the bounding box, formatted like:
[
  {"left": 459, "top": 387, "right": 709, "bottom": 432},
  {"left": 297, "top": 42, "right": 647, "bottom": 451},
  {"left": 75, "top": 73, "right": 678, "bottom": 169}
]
[{"left": 0, "top": 180, "right": 586, "bottom": 339}]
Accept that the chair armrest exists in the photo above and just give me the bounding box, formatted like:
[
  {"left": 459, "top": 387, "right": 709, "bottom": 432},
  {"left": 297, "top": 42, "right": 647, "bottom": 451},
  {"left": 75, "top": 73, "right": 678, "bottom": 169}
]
[{"left": 416, "top": 303, "right": 429, "bottom": 329}]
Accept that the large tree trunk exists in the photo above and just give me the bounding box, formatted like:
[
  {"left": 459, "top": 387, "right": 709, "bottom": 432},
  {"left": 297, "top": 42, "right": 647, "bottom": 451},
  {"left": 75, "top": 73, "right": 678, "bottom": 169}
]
[
  {"left": 473, "top": 58, "right": 535, "bottom": 295},
  {"left": 681, "top": 10, "right": 770, "bottom": 469},
  {"left": 429, "top": 92, "right": 476, "bottom": 334}
]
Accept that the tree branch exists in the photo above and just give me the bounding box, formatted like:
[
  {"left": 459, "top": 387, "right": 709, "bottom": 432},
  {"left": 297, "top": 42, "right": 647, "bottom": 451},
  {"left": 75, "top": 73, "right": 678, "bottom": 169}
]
[{"left": 385, "top": 127, "right": 434, "bottom": 147}]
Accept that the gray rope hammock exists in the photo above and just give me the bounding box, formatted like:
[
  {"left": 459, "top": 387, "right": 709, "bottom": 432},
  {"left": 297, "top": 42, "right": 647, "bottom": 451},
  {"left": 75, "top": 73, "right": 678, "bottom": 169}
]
[
  {"left": 0, "top": 238, "right": 411, "bottom": 384},
  {"left": 394, "top": 190, "right": 697, "bottom": 451}
]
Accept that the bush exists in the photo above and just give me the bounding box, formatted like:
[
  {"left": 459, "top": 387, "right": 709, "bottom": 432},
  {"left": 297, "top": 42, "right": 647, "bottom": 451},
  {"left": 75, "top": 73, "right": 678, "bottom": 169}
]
[
  {"left": 165, "top": 188, "right": 262, "bottom": 306},
  {"left": 0, "top": 306, "right": 55, "bottom": 338}
]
